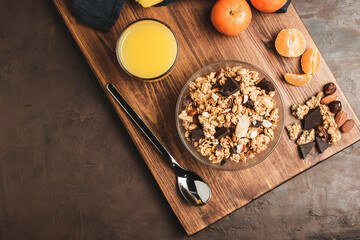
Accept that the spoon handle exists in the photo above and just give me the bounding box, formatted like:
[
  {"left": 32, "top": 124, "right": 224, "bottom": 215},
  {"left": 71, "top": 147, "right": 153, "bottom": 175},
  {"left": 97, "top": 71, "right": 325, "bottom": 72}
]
[{"left": 106, "top": 83, "right": 177, "bottom": 166}]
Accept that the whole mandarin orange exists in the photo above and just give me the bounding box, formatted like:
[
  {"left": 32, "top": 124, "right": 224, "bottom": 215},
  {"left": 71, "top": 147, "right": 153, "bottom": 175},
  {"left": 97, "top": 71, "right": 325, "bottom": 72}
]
[
  {"left": 211, "top": 0, "right": 252, "bottom": 36},
  {"left": 250, "top": 0, "right": 287, "bottom": 13}
]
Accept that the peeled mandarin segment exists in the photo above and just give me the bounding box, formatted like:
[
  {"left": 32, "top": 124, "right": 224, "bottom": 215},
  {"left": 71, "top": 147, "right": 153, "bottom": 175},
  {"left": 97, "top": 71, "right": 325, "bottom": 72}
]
[
  {"left": 284, "top": 73, "right": 312, "bottom": 86},
  {"left": 275, "top": 28, "right": 306, "bottom": 57},
  {"left": 301, "top": 48, "right": 320, "bottom": 74}
]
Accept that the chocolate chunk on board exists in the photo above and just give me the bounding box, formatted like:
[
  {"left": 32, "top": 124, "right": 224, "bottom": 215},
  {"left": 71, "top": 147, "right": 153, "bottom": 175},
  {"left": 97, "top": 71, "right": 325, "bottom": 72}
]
[
  {"left": 244, "top": 99, "right": 254, "bottom": 109},
  {"left": 190, "top": 128, "right": 204, "bottom": 142},
  {"left": 220, "top": 77, "right": 240, "bottom": 97},
  {"left": 256, "top": 78, "right": 275, "bottom": 92},
  {"left": 315, "top": 136, "right": 330, "bottom": 153},
  {"left": 303, "top": 107, "right": 322, "bottom": 130},
  {"left": 298, "top": 142, "right": 315, "bottom": 159},
  {"left": 214, "top": 127, "right": 231, "bottom": 139}
]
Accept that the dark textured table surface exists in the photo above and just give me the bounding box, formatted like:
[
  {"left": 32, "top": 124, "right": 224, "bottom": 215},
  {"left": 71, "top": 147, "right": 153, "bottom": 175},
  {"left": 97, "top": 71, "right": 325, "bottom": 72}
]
[{"left": 0, "top": 0, "right": 359, "bottom": 239}]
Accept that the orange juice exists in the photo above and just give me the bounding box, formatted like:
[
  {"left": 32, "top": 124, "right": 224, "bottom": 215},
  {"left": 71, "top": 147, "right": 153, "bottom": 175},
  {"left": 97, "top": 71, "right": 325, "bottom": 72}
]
[{"left": 116, "top": 19, "right": 179, "bottom": 81}]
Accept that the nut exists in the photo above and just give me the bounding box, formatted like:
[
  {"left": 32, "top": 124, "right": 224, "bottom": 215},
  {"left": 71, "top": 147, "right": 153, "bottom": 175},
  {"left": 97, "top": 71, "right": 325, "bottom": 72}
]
[
  {"left": 320, "top": 94, "right": 337, "bottom": 105},
  {"left": 341, "top": 119, "right": 354, "bottom": 133},
  {"left": 262, "top": 120, "right": 273, "bottom": 128},
  {"left": 235, "top": 114, "right": 249, "bottom": 138},
  {"left": 188, "top": 108, "right": 197, "bottom": 117},
  {"left": 334, "top": 111, "right": 347, "bottom": 128},
  {"left": 315, "top": 125, "right": 329, "bottom": 140},
  {"left": 328, "top": 101, "right": 342, "bottom": 114},
  {"left": 324, "top": 83, "right": 336, "bottom": 95}
]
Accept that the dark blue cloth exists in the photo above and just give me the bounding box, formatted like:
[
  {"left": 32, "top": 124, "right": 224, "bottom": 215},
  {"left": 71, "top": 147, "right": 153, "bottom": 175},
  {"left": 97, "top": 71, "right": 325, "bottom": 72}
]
[
  {"left": 275, "top": 0, "right": 291, "bottom": 13},
  {"left": 247, "top": 0, "right": 291, "bottom": 13},
  {"left": 72, "top": 0, "right": 125, "bottom": 32},
  {"left": 72, "top": 0, "right": 290, "bottom": 32},
  {"left": 155, "top": 0, "right": 177, "bottom": 7},
  {"left": 71, "top": 0, "right": 177, "bottom": 32}
]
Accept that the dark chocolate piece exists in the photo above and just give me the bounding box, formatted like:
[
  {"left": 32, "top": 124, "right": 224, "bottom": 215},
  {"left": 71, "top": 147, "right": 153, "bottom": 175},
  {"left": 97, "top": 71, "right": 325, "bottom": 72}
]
[
  {"left": 315, "top": 136, "right": 330, "bottom": 153},
  {"left": 219, "top": 77, "right": 240, "bottom": 97},
  {"left": 251, "top": 120, "right": 263, "bottom": 128},
  {"left": 214, "top": 127, "right": 231, "bottom": 139},
  {"left": 298, "top": 142, "right": 315, "bottom": 159},
  {"left": 256, "top": 78, "right": 275, "bottom": 92},
  {"left": 244, "top": 99, "right": 254, "bottom": 109},
  {"left": 182, "top": 95, "right": 192, "bottom": 107},
  {"left": 226, "top": 98, "right": 233, "bottom": 108},
  {"left": 220, "top": 157, "right": 231, "bottom": 166},
  {"left": 303, "top": 107, "right": 322, "bottom": 130},
  {"left": 230, "top": 146, "right": 237, "bottom": 154},
  {"left": 215, "top": 144, "right": 223, "bottom": 151},
  {"left": 193, "top": 114, "right": 200, "bottom": 125},
  {"left": 211, "top": 82, "right": 220, "bottom": 90},
  {"left": 190, "top": 128, "right": 204, "bottom": 142}
]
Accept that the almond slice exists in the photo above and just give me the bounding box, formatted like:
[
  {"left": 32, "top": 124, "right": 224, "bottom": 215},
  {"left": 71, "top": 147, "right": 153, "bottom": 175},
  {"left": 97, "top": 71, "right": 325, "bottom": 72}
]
[{"left": 235, "top": 114, "right": 249, "bottom": 138}]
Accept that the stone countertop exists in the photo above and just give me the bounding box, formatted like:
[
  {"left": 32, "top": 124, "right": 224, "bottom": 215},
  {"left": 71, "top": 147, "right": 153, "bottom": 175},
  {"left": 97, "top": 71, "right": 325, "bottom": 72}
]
[{"left": 0, "top": 0, "right": 359, "bottom": 239}]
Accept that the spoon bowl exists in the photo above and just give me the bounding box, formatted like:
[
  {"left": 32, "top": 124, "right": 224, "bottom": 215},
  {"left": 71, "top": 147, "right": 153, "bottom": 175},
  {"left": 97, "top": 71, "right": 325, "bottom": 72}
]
[{"left": 173, "top": 164, "right": 211, "bottom": 206}]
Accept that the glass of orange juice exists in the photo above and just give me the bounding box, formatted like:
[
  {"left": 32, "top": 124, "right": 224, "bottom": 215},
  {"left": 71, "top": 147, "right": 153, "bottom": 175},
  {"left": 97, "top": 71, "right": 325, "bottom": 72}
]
[{"left": 116, "top": 18, "right": 179, "bottom": 81}]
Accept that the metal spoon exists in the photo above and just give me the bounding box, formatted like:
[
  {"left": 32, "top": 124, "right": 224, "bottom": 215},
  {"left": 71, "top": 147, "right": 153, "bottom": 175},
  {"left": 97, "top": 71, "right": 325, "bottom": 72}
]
[{"left": 106, "top": 83, "right": 211, "bottom": 206}]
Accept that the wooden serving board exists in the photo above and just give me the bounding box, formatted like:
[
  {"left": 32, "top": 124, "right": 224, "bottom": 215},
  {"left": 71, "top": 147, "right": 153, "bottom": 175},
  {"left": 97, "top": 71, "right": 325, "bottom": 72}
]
[{"left": 53, "top": 0, "right": 360, "bottom": 235}]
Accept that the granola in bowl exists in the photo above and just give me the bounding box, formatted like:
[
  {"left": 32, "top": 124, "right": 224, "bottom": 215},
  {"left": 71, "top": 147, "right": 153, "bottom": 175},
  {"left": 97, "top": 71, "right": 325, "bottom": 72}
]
[{"left": 177, "top": 63, "right": 283, "bottom": 169}]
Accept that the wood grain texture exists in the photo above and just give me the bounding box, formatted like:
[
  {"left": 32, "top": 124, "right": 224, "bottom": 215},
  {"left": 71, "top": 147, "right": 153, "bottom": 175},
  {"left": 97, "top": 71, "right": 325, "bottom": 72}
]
[{"left": 52, "top": 0, "right": 360, "bottom": 235}]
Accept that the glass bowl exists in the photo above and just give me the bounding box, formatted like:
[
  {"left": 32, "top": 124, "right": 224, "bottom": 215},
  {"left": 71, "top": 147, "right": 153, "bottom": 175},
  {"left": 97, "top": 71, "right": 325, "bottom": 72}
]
[{"left": 175, "top": 60, "right": 285, "bottom": 171}]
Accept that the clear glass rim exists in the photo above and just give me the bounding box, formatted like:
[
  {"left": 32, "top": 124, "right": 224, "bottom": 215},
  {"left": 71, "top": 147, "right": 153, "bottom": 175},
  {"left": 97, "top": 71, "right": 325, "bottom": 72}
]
[
  {"left": 116, "top": 18, "right": 179, "bottom": 82},
  {"left": 175, "top": 60, "right": 285, "bottom": 171}
]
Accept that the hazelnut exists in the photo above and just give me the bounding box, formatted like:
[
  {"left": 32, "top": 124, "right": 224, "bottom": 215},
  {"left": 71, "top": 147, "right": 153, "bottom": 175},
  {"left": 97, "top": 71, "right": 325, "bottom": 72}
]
[
  {"left": 324, "top": 83, "right": 336, "bottom": 95},
  {"left": 328, "top": 101, "right": 342, "bottom": 114}
]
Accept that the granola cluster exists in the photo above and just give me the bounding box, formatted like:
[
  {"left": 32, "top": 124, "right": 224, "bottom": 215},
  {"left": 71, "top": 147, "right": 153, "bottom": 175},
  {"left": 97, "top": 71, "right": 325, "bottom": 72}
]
[
  {"left": 287, "top": 91, "right": 341, "bottom": 146},
  {"left": 178, "top": 66, "right": 279, "bottom": 165},
  {"left": 296, "top": 129, "right": 315, "bottom": 145},
  {"left": 320, "top": 104, "right": 341, "bottom": 144},
  {"left": 291, "top": 104, "right": 309, "bottom": 120},
  {"left": 290, "top": 92, "right": 324, "bottom": 120},
  {"left": 286, "top": 123, "right": 301, "bottom": 140}
]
